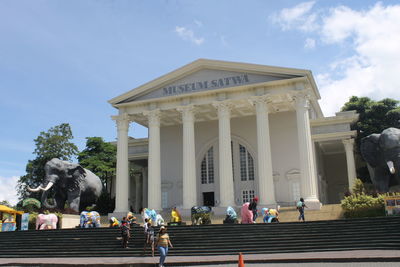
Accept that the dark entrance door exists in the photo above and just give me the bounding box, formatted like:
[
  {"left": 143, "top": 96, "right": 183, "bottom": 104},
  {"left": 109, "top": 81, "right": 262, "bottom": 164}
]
[{"left": 203, "top": 192, "right": 215, "bottom": 207}]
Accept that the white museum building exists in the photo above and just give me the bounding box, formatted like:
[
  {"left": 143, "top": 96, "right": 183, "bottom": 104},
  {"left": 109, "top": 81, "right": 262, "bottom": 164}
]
[{"left": 108, "top": 59, "right": 358, "bottom": 214}]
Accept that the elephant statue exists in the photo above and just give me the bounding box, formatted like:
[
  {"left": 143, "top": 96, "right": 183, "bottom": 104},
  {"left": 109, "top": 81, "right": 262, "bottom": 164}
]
[
  {"left": 36, "top": 214, "right": 58, "bottom": 230},
  {"left": 360, "top": 127, "right": 400, "bottom": 192},
  {"left": 28, "top": 158, "right": 103, "bottom": 213},
  {"left": 191, "top": 206, "right": 212, "bottom": 225},
  {"left": 140, "top": 208, "right": 158, "bottom": 226},
  {"left": 155, "top": 214, "right": 165, "bottom": 226},
  {"left": 241, "top": 202, "right": 253, "bottom": 224},
  {"left": 80, "top": 211, "right": 100, "bottom": 228},
  {"left": 223, "top": 206, "right": 238, "bottom": 224}
]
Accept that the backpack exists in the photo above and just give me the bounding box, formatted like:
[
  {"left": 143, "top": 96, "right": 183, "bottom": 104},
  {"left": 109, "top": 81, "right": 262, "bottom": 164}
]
[{"left": 296, "top": 201, "right": 303, "bottom": 208}]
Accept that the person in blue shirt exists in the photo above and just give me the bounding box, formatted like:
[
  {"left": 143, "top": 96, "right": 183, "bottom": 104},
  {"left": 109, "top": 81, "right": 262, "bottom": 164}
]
[{"left": 297, "top": 198, "right": 307, "bottom": 222}]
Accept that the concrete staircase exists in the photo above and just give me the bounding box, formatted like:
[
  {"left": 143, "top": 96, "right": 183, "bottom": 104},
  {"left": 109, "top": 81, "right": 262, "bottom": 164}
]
[{"left": 1, "top": 216, "right": 399, "bottom": 258}]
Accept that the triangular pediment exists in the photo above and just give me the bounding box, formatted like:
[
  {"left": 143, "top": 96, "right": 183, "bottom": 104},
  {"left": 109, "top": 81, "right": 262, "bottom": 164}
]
[{"left": 109, "top": 59, "right": 312, "bottom": 105}]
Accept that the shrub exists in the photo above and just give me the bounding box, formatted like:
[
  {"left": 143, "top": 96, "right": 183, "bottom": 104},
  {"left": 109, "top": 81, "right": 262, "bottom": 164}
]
[
  {"left": 341, "top": 183, "right": 400, "bottom": 218},
  {"left": 341, "top": 193, "right": 385, "bottom": 218},
  {"left": 352, "top": 179, "right": 365, "bottom": 194}
]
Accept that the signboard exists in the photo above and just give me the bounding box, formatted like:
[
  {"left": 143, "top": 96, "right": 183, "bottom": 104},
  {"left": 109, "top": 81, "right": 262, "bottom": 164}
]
[
  {"left": 21, "top": 213, "right": 29, "bottom": 231},
  {"left": 384, "top": 196, "right": 400, "bottom": 216}
]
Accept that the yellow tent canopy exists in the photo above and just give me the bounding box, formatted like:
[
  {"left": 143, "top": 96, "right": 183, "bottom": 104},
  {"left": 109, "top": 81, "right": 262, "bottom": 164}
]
[{"left": 0, "top": 205, "right": 23, "bottom": 215}]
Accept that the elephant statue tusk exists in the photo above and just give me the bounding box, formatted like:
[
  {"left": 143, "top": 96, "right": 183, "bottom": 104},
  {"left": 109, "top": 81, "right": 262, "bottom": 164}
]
[
  {"left": 28, "top": 186, "right": 43, "bottom": 192},
  {"left": 42, "top": 182, "right": 54, "bottom": 191},
  {"left": 387, "top": 161, "right": 396, "bottom": 174},
  {"left": 28, "top": 182, "right": 54, "bottom": 192}
]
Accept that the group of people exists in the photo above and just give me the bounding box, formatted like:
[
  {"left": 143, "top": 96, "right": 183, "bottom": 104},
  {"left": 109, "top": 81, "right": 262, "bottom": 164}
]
[
  {"left": 119, "top": 208, "right": 178, "bottom": 267},
  {"left": 240, "top": 197, "right": 280, "bottom": 224},
  {"left": 241, "top": 196, "right": 308, "bottom": 223},
  {"left": 117, "top": 199, "right": 307, "bottom": 267}
]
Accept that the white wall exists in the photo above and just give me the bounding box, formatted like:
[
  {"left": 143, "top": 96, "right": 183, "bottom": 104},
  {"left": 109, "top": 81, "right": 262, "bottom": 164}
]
[
  {"left": 269, "top": 111, "right": 301, "bottom": 203},
  {"left": 160, "top": 124, "right": 183, "bottom": 208}
]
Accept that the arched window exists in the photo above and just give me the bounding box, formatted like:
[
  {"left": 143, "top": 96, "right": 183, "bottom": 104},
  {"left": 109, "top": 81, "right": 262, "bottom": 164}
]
[
  {"left": 201, "top": 146, "right": 214, "bottom": 184},
  {"left": 239, "top": 144, "right": 254, "bottom": 181}
]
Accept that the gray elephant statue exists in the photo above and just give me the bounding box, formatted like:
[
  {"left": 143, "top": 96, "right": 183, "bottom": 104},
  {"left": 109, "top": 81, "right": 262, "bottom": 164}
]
[
  {"left": 28, "top": 158, "right": 103, "bottom": 212},
  {"left": 360, "top": 127, "right": 400, "bottom": 192}
]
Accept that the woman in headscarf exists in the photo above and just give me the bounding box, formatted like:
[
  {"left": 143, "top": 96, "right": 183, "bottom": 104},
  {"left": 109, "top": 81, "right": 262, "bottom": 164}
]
[{"left": 155, "top": 226, "right": 173, "bottom": 267}]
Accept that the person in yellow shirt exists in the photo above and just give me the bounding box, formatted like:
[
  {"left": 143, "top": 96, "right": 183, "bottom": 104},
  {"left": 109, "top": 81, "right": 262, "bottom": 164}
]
[{"left": 170, "top": 207, "right": 182, "bottom": 223}]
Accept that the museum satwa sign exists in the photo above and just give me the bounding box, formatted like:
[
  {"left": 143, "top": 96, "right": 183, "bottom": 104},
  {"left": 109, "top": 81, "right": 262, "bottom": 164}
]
[{"left": 162, "top": 74, "right": 250, "bottom": 96}]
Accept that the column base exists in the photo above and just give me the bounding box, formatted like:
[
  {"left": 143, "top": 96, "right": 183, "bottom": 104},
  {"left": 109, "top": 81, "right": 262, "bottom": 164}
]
[{"left": 304, "top": 197, "right": 322, "bottom": 210}]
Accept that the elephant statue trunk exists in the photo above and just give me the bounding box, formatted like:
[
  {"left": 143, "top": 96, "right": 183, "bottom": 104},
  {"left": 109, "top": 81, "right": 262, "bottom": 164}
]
[{"left": 40, "top": 186, "right": 57, "bottom": 209}]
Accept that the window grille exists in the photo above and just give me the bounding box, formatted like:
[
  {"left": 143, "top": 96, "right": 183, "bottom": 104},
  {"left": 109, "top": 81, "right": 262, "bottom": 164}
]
[{"left": 201, "top": 146, "right": 214, "bottom": 184}]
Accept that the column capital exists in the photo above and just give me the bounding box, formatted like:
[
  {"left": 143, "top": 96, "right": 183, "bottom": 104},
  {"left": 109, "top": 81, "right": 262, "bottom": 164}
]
[
  {"left": 249, "top": 95, "right": 273, "bottom": 105},
  {"left": 212, "top": 100, "right": 233, "bottom": 117},
  {"left": 342, "top": 138, "right": 355, "bottom": 149},
  {"left": 112, "top": 113, "right": 131, "bottom": 132},
  {"left": 143, "top": 109, "right": 161, "bottom": 127},
  {"left": 176, "top": 105, "right": 196, "bottom": 122},
  {"left": 292, "top": 92, "right": 312, "bottom": 110},
  {"left": 249, "top": 95, "right": 275, "bottom": 113}
]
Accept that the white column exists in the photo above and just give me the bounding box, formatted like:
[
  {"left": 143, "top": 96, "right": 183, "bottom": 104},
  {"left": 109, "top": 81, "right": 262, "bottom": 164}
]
[
  {"left": 294, "top": 94, "right": 320, "bottom": 208},
  {"left": 343, "top": 138, "right": 357, "bottom": 191},
  {"left": 177, "top": 105, "right": 197, "bottom": 209},
  {"left": 144, "top": 110, "right": 162, "bottom": 210},
  {"left": 135, "top": 174, "right": 142, "bottom": 212},
  {"left": 142, "top": 167, "right": 148, "bottom": 208},
  {"left": 213, "top": 101, "right": 235, "bottom": 207},
  {"left": 114, "top": 114, "right": 130, "bottom": 213},
  {"left": 250, "top": 96, "right": 276, "bottom": 206}
]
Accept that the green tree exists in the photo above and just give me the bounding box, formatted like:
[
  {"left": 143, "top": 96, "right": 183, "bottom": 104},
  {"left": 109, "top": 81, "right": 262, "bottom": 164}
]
[
  {"left": 78, "top": 137, "right": 116, "bottom": 214},
  {"left": 341, "top": 96, "right": 400, "bottom": 182},
  {"left": 17, "top": 123, "right": 79, "bottom": 200},
  {"left": 342, "top": 96, "right": 400, "bottom": 141},
  {"left": 77, "top": 137, "right": 116, "bottom": 189}
]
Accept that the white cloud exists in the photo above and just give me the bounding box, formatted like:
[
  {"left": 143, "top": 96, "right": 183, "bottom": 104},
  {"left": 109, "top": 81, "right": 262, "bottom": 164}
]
[
  {"left": 175, "top": 26, "right": 205, "bottom": 45},
  {"left": 304, "top": 38, "right": 316, "bottom": 49},
  {"left": 273, "top": 2, "right": 400, "bottom": 116},
  {"left": 271, "top": 1, "right": 318, "bottom": 32},
  {"left": 317, "top": 3, "right": 400, "bottom": 115},
  {"left": 194, "top": 20, "right": 203, "bottom": 27},
  {"left": 0, "top": 176, "right": 19, "bottom": 205}
]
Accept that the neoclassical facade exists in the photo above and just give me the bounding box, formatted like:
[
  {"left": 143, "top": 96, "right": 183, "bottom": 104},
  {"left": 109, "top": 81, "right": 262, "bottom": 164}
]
[{"left": 109, "top": 59, "right": 358, "bottom": 214}]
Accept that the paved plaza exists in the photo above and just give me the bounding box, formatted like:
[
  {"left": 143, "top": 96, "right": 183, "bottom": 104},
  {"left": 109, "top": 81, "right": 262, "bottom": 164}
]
[{"left": 1, "top": 250, "right": 400, "bottom": 266}]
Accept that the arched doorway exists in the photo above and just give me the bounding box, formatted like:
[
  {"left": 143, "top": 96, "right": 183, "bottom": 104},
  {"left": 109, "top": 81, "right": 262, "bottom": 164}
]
[{"left": 197, "top": 136, "right": 257, "bottom": 207}]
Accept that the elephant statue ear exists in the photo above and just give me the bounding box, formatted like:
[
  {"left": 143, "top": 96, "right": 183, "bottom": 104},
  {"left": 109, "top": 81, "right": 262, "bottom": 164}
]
[
  {"left": 68, "top": 165, "right": 86, "bottom": 177},
  {"left": 361, "top": 134, "right": 381, "bottom": 167}
]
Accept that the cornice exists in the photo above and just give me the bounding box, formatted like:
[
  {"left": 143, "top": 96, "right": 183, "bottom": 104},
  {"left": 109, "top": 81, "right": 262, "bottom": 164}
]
[
  {"left": 112, "top": 76, "right": 308, "bottom": 110},
  {"left": 312, "top": 130, "right": 357, "bottom": 142},
  {"left": 311, "top": 113, "right": 359, "bottom": 127}
]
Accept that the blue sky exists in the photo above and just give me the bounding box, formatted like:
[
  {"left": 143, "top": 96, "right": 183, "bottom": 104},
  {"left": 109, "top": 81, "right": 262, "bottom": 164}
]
[{"left": 1, "top": 0, "right": 400, "bottom": 204}]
